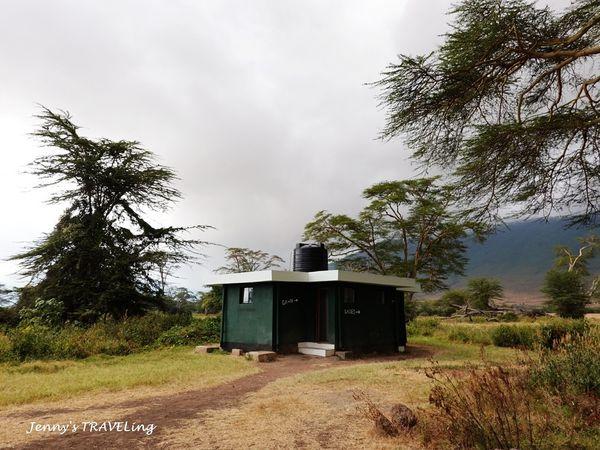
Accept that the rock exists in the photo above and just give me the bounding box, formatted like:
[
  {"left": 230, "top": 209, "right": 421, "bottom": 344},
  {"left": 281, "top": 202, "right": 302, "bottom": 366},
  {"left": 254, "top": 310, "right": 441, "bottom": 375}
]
[
  {"left": 373, "top": 414, "right": 398, "bottom": 437},
  {"left": 231, "top": 348, "right": 244, "bottom": 357},
  {"left": 246, "top": 351, "right": 276, "bottom": 362},
  {"left": 335, "top": 350, "right": 354, "bottom": 360},
  {"left": 194, "top": 344, "right": 220, "bottom": 354},
  {"left": 389, "top": 403, "right": 417, "bottom": 429}
]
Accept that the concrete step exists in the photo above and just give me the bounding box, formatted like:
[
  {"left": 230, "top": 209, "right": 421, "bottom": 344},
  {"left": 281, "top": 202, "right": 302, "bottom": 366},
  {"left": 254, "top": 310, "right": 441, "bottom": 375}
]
[
  {"left": 247, "top": 351, "right": 277, "bottom": 362},
  {"left": 298, "top": 347, "right": 335, "bottom": 357},
  {"left": 297, "top": 342, "right": 335, "bottom": 351}
]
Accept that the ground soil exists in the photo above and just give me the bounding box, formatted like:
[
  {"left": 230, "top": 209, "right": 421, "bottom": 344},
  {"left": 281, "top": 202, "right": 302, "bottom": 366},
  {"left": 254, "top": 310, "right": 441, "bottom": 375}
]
[{"left": 9, "top": 347, "right": 433, "bottom": 450}]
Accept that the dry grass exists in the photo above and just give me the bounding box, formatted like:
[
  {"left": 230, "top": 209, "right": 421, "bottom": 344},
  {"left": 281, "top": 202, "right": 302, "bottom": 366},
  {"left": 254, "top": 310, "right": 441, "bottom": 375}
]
[
  {"left": 159, "top": 365, "right": 429, "bottom": 449},
  {"left": 158, "top": 341, "right": 515, "bottom": 449}
]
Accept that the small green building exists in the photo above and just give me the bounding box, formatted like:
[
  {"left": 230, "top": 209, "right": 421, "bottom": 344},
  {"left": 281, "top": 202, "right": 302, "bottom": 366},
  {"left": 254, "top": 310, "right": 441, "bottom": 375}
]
[{"left": 208, "top": 269, "right": 420, "bottom": 356}]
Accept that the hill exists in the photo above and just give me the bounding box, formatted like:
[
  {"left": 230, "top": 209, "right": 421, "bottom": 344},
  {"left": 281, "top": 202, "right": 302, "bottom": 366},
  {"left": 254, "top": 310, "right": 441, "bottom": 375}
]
[{"left": 454, "top": 219, "right": 599, "bottom": 304}]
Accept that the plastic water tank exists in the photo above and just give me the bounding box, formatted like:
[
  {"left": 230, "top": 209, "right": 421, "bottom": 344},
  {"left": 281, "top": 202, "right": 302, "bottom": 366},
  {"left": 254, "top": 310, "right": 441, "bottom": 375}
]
[{"left": 293, "top": 243, "right": 328, "bottom": 272}]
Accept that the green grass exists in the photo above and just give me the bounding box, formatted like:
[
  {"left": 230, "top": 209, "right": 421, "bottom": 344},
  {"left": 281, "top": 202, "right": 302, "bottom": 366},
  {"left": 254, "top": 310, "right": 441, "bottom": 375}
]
[
  {"left": 409, "top": 335, "right": 517, "bottom": 366},
  {"left": 0, "top": 346, "right": 257, "bottom": 407},
  {"left": 285, "top": 335, "right": 518, "bottom": 393}
]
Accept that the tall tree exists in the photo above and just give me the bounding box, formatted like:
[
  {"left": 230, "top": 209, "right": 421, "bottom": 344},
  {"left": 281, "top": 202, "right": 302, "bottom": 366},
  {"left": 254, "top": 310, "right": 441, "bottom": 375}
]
[
  {"left": 553, "top": 234, "right": 599, "bottom": 297},
  {"left": 466, "top": 278, "right": 504, "bottom": 310},
  {"left": 0, "top": 284, "right": 12, "bottom": 307},
  {"left": 11, "top": 108, "right": 208, "bottom": 323},
  {"left": 376, "top": 0, "right": 600, "bottom": 226},
  {"left": 216, "top": 247, "right": 285, "bottom": 274},
  {"left": 304, "top": 177, "right": 488, "bottom": 293},
  {"left": 542, "top": 269, "right": 589, "bottom": 318}
]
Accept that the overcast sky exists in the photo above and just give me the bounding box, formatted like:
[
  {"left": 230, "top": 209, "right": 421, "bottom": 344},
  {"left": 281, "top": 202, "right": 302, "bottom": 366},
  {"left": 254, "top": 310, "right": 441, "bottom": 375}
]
[{"left": 0, "top": 0, "right": 569, "bottom": 290}]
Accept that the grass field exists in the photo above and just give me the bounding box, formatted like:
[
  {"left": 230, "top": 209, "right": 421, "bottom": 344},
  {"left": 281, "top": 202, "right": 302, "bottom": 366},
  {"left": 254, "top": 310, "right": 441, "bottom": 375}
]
[
  {"left": 1, "top": 317, "right": 597, "bottom": 449},
  {"left": 0, "top": 346, "right": 257, "bottom": 407},
  {"left": 159, "top": 338, "right": 519, "bottom": 449}
]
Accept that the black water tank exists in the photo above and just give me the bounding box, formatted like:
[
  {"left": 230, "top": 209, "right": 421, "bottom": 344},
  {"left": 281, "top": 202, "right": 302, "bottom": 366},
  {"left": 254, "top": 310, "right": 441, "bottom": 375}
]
[{"left": 293, "top": 243, "right": 328, "bottom": 272}]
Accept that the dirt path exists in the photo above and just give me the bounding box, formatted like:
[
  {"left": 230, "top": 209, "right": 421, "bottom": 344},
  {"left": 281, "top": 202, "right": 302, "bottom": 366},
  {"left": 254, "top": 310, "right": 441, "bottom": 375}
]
[{"left": 11, "top": 348, "right": 433, "bottom": 449}]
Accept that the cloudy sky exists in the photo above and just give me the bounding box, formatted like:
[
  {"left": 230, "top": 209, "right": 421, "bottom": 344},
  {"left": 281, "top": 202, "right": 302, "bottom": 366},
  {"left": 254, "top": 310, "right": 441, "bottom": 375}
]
[{"left": 0, "top": 0, "right": 568, "bottom": 290}]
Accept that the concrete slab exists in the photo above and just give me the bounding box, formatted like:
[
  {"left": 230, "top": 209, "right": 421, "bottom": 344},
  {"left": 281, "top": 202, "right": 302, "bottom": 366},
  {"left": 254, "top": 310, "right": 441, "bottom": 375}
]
[
  {"left": 194, "top": 344, "right": 220, "bottom": 354},
  {"left": 247, "top": 351, "right": 277, "bottom": 362},
  {"left": 231, "top": 348, "right": 244, "bottom": 357},
  {"left": 298, "top": 342, "right": 335, "bottom": 350},
  {"left": 298, "top": 347, "right": 335, "bottom": 357}
]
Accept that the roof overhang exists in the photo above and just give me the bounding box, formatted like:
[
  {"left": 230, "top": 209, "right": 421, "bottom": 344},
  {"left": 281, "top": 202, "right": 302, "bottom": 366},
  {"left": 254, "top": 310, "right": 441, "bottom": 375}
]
[{"left": 206, "top": 270, "right": 421, "bottom": 292}]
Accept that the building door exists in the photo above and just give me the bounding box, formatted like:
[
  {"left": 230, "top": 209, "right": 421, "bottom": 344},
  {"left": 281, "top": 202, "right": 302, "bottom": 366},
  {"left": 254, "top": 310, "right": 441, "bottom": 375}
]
[{"left": 315, "top": 288, "right": 328, "bottom": 342}]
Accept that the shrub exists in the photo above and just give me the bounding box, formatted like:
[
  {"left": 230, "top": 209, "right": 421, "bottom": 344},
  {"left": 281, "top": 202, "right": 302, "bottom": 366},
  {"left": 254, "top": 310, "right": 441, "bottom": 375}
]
[
  {"left": 491, "top": 325, "right": 536, "bottom": 349},
  {"left": 437, "top": 289, "right": 470, "bottom": 314},
  {"left": 498, "top": 311, "right": 519, "bottom": 322},
  {"left": 9, "top": 324, "right": 56, "bottom": 360},
  {"left": 18, "top": 298, "right": 65, "bottom": 327},
  {"left": 530, "top": 329, "right": 600, "bottom": 397},
  {"left": 51, "top": 326, "right": 93, "bottom": 359},
  {"left": 537, "top": 319, "right": 589, "bottom": 349},
  {"left": 542, "top": 269, "right": 589, "bottom": 318},
  {"left": 157, "top": 316, "right": 221, "bottom": 346},
  {"left": 0, "top": 332, "right": 14, "bottom": 362},
  {"left": 423, "top": 331, "right": 600, "bottom": 449},
  {"left": 407, "top": 317, "right": 440, "bottom": 337},
  {"left": 3, "top": 312, "right": 219, "bottom": 361},
  {"left": 425, "top": 365, "right": 544, "bottom": 449},
  {"left": 120, "top": 311, "right": 192, "bottom": 347}
]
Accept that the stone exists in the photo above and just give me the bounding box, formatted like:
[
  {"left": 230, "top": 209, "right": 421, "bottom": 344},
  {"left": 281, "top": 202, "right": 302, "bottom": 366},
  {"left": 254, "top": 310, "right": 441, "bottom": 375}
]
[
  {"left": 389, "top": 403, "right": 417, "bottom": 429},
  {"left": 373, "top": 414, "right": 398, "bottom": 437},
  {"left": 231, "top": 348, "right": 244, "bottom": 357},
  {"left": 194, "top": 344, "right": 220, "bottom": 354},
  {"left": 246, "top": 351, "right": 277, "bottom": 362},
  {"left": 335, "top": 350, "right": 354, "bottom": 360}
]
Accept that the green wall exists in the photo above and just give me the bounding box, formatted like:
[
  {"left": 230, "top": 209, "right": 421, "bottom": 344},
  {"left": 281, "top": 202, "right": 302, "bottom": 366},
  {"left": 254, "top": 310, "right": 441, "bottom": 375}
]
[{"left": 222, "top": 284, "right": 273, "bottom": 350}]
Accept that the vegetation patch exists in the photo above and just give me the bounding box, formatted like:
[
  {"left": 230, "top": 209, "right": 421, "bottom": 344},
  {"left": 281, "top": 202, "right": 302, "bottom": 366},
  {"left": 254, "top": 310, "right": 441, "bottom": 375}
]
[{"left": 0, "top": 312, "right": 220, "bottom": 362}]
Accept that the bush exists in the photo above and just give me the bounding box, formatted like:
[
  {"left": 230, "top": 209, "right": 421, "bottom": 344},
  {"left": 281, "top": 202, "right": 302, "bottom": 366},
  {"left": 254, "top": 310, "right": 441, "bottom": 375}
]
[
  {"left": 437, "top": 289, "right": 470, "bottom": 315},
  {"left": 542, "top": 269, "right": 589, "bottom": 318},
  {"left": 537, "top": 319, "right": 589, "bottom": 349},
  {"left": 491, "top": 325, "right": 536, "bottom": 349},
  {"left": 18, "top": 298, "right": 65, "bottom": 327},
  {"left": 498, "top": 311, "right": 519, "bottom": 322},
  {"left": 9, "top": 324, "right": 56, "bottom": 360},
  {"left": 425, "top": 365, "right": 545, "bottom": 450},
  {"left": 0, "top": 332, "right": 13, "bottom": 362},
  {"left": 423, "top": 329, "right": 600, "bottom": 449},
  {"left": 2, "top": 312, "right": 215, "bottom": 361},
  {"left": 120, "top": 311, "right": 192, "bottom": 348},
  {"left": 157, "top": 316, "right": 221, "bottom": 346},
  {"left": 530, "top": 329, "right": 600, "bottom": 397},
  {"left": 407, "top": 317, "right": 440, "bottom": 337}
]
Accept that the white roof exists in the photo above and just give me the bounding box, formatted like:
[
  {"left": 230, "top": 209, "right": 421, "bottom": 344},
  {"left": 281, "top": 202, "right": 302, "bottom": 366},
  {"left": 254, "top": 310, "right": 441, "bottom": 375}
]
[{"left": 206, "top": 270, "right": 421, "bottom": 292}]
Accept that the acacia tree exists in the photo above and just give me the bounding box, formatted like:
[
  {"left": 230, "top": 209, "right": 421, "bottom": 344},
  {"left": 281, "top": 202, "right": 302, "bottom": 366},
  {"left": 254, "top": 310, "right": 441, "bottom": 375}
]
[
  {"left": 216, "top": 247, "right": 285, "bottom": 274},
  {"left": 304, "top": 177, "right": 488, "bottom": 293},
  {"left": 376, "top": 0, "right": 600, "bottom": 226},
  {"left": 466, "top": 278, "right": 504, "bottom": 310},
  {"left": 11, "top": 108, "right": 208, "bottom": 323}
]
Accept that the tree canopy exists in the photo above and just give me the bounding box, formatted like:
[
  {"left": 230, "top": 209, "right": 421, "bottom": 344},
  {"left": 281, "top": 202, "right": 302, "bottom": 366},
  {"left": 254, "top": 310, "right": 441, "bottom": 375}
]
[
  {"left": 216, "top": 247, "right": 285, "bottom": 274},
  {"left": 466, "top": 277, "right": 504, "bottom": 310},
  {"left": 376, "top": 0, "right": 600, "bottom": 226},
  {"left": 304, "top": 177, "right": 488, "bottom": 292},
  {"left": 11, "top": 108, "right": 208, "bottom": 323}
]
